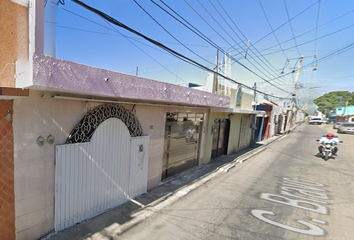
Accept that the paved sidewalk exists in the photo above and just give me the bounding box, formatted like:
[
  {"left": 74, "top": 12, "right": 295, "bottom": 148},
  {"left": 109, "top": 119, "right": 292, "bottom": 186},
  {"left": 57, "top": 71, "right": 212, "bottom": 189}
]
[{"left": 43, "top": 133, "right": 286, "bottom": 240}]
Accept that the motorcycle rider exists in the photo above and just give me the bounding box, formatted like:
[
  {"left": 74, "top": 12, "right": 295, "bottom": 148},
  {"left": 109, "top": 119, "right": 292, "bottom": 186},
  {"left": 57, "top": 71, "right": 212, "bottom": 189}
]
[{"left": 318, "top": 133, "right": 339, "bottom": 156}]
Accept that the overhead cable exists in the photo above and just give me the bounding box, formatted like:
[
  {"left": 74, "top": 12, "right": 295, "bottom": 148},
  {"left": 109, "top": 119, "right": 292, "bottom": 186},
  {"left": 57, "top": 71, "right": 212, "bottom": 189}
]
[
  {"left": 152, "top": 0, "right": 292, "bottom": 94},
  {"left": 258, "top": 0, "right": 288, "bottom": 60},
  {"left": 132, "top": 0, "right": 215, "bottom": 66},
  {"left": 283, "top": 0, "right": 301, "bottom": 56},
  {"left": 259, "top": 8, "right": 354, "bottom": 55},
  {"left": 53, "top": 1, "right": 189, "bottom": 82},
  {"left": 198, "top": 0, "right": 286, "bottom": 82},
  {"left": 71, "top": 0, "right": 291, "bottom": 99},
  {"left": 213, "top": 0, "right": 293, "bottom": 87},
  {"left": 261, "top": 22, "right": 354, "bottom": 57},
  {"left": 253, "top": 0, "right": 321, "bottom": 46},
  {"left": 186, "top": 0, "right": 285, "bottom": 82}
]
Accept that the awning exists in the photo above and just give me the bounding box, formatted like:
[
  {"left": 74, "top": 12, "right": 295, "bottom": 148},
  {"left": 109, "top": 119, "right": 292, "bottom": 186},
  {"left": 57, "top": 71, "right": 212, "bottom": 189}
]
[{"left": 210, "top": 107, "right": 266, "bottom": 115}]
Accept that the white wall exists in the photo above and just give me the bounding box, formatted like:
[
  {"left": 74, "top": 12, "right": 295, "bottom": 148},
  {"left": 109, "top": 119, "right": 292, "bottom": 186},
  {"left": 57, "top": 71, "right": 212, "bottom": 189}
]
[
  {"left": 13, "top": 90, "right": 208, "bottom": 239},
  {"left": 136, "top": 106, "right": 165, "bottom": 189},
  {"left": 13, "top": 91, "right": 87, "bottom": 239},
  {"left": 12, "top": 91, "right": 166, "bottom": 238}
]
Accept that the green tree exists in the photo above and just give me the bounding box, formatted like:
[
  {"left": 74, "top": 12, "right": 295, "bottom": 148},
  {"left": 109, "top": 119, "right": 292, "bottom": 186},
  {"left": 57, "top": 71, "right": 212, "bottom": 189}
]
[{"left": 313, "top": 91, "right": 354, "bottom": 114}]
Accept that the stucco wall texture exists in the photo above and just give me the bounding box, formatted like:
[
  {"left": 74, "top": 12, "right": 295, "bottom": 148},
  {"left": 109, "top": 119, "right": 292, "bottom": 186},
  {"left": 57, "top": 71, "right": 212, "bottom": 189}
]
[
  {"left": 13, "top": 92, "right": 86, "bottom": 239},
  {"left": 32, "top": 54, "right": 231, "bottom": 108},
  {"left": 13, "top": 90, "right": 205, "bottom": 239},
  {"left": 0, "top": 1, "right": 28, "bottom": 87}
]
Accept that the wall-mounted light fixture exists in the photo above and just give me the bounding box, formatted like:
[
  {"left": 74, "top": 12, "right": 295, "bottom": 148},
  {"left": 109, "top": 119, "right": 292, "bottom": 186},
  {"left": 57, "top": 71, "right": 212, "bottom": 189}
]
[{"left": 229, "top": 114, "right": 235, "bottom": 120}]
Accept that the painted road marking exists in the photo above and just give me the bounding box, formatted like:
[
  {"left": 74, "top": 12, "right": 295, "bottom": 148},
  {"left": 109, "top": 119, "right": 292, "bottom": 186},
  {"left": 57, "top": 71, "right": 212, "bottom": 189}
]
[
  {"left": 251, "top": 210, "right": 325, "bottom": 236},
  {"left": 311, "top": 219, "right": 327, "bottom": 224},
  {"left": 251, "top": 177, "right": 329, "bottom": 236}
]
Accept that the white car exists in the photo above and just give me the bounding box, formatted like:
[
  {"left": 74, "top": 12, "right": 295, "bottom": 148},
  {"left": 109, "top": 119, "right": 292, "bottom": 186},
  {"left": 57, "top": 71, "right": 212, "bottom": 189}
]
[
  {"left": 309, "top": 117, "right": 323, "bottom": 125},
  {"left": 337, "top": 123, "right": 354, "bottom": 134},
  {"left": 333, "top": 122, "right": 343, "bottom": 129}
]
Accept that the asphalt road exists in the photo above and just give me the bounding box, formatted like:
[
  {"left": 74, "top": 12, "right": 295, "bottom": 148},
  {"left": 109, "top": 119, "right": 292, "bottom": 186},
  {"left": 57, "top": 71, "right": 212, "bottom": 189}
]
[{"left": 116, "top": 123, "right": 354, "bottom": 240}]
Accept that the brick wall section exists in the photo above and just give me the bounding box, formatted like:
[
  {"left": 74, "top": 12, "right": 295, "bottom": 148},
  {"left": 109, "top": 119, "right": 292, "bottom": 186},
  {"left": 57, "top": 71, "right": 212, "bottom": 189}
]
[
  {"left": 0, "top": 1, "right": 28, "bottom": 87},
  {"left": 0, "top": 100, "right": 15, "bottom": 240}
]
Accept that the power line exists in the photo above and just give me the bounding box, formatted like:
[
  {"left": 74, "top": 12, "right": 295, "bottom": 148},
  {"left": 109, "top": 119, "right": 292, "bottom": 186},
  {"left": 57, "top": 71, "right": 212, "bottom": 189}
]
[
  {"left": 283, "top": 0, "right": 301, "bottom": 56},
  {"left": 101, "top": 18, "right": 190, "bottom": 83},
  {"left": 151, "top": 0, "right": 292, "bottom": 94},
  {"left": 258, "top": 7, "right": 354, "bottom": 55},
  {"left": 47, "top": 20, "right": 215, "bottom": 49},
  {"left": 258, "top": 0, "right": 288, "bottom": 60},
  {"left": 52, "top": 2, "right": 189, "bottom": 83},
  {"left": 253, "top": 0, "right": 321, "bottom": 46},
  {"left": 182, "top": 0, "right": 243, "bottom": 57},
  {"left": 207, "top": 0, "right": 291, "bottom": 83},
  {"left": 186, "top": 0, "right": 285, "bottom": 82},
  {"left": 257, "top": 22, "right": 354, "bottom": 58},
  {"left": 314, "top": 0, "right": 322, "bottom": 56},
  {"left": 70, "top": 0, "right": 291, "bottom": 99},
  {"left": 132, "top": 0, "right": 215, "bottom": 66},
  {"left": 213, "top": 0, "right": 294, "bottom": 87}
]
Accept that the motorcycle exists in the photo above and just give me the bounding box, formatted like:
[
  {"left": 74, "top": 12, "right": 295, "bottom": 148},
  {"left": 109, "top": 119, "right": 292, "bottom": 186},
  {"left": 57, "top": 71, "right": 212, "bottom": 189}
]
[{"left": 316, "top": 139, "right": 343, "bottom": 161}]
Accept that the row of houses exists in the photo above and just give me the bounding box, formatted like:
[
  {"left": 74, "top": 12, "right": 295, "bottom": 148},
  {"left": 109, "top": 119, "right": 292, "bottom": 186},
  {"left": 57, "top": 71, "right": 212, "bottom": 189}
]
[
  {"left": 0, "top": 1, "right": 299, "bottom": 239},
  {"left": 334, "top": 105, "right": 354, "bottom": 122},
  {"left": 315, "top": 105, "right": 354, "bottom": 123}
]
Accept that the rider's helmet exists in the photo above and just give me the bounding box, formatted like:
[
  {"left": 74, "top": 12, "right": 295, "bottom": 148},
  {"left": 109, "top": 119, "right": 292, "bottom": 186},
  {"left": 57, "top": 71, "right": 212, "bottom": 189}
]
[{"left": 326, "top": 133, "right": 335, "bottom": 139}]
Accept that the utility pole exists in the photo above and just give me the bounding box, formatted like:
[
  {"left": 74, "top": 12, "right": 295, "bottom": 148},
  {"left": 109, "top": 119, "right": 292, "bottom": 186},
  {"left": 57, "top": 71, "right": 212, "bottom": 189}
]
[
  {"left": 285, "top": 56, "right": 304, "bottom": 133},
  {"left": 213, "top": 50, "right": 219, "bottom": 94},
  {"left": 251, "top": 82, "right": 257, "bottom": 143}
]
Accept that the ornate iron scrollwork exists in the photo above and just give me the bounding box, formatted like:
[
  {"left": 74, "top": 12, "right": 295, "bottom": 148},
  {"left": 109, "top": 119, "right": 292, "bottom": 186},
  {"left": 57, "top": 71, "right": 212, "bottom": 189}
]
[{"left": 66, "top": 104, "right": 143, "bottom": 144}]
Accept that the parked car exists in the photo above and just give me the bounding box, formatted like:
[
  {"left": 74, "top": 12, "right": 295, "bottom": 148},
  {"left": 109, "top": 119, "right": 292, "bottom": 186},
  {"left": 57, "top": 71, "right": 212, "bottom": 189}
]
[
  {"left": 333, "top": 122, "right": 343, "bottom": 129},
  {"left": 337, "top": 123, "right": 354, "bottom": 134}
]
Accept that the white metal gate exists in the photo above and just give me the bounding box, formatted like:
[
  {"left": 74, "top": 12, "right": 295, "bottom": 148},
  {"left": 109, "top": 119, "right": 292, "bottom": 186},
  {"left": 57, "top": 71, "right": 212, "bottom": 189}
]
[
  {"left": 55, "top": 118, "right": 149, "bottom": 231},
  {"left": 238, "top": 116, "right": 252, "bottom": 150}
]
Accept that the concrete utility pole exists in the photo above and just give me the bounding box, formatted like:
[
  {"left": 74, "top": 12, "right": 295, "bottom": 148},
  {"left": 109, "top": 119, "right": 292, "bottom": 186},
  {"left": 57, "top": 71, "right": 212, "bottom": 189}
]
[
  {"left": 251, "top": 82, "right": 257, "bottom": 143},
  {"left": 285, "top": 56, "right": 304, "bottom": 132},
  {"left": 284, "top": 55, "right": 317, "bottom": 132},
  {"left": 213, "top": 50, "right": 219, "bottom": 94}
]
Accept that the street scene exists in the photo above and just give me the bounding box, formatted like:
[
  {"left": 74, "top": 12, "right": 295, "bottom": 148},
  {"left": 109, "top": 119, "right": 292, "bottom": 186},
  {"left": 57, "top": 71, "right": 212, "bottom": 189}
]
[
  {"left": 1, "top": 1, "right": 354, "bottom": 240},
  {"left": 46, "top": 123, "right": 354, "bottom": 240}
]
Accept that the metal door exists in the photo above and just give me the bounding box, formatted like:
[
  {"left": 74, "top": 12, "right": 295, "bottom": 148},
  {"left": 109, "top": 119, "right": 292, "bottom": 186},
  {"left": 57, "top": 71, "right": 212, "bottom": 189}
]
[
  {"left": 162, "top": 121, "right": 200, "bottom": 179},
  {"left": 55, "top": 118, "right": 149, "bottom": 231},
  {"left": 238, "top": 116, "right": 252, "bottom": 150},
  {"left": 211, "top": 119, "right": 230, "bottom": 159}
]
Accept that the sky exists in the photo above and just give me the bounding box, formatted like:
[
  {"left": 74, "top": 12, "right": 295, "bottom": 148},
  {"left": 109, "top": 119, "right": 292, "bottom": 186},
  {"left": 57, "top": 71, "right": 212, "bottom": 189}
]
[{"left": 45, "top": 0, "right": 354, "bottom": 110}]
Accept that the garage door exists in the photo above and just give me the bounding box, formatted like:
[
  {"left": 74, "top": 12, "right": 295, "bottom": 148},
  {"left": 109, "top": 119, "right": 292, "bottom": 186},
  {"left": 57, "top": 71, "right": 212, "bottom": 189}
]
[{"left": 54, "top": 105, "right": 149, "bottom": 231}]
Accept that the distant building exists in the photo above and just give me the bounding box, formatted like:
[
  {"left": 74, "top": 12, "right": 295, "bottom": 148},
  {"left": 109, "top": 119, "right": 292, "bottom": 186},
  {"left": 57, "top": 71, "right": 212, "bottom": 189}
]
[
  {"left": 335, "top": 105, "right": 354, "bottom": 122},
  {"left": 178, "top": 82, "right": 203, "bottom": 88}
]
